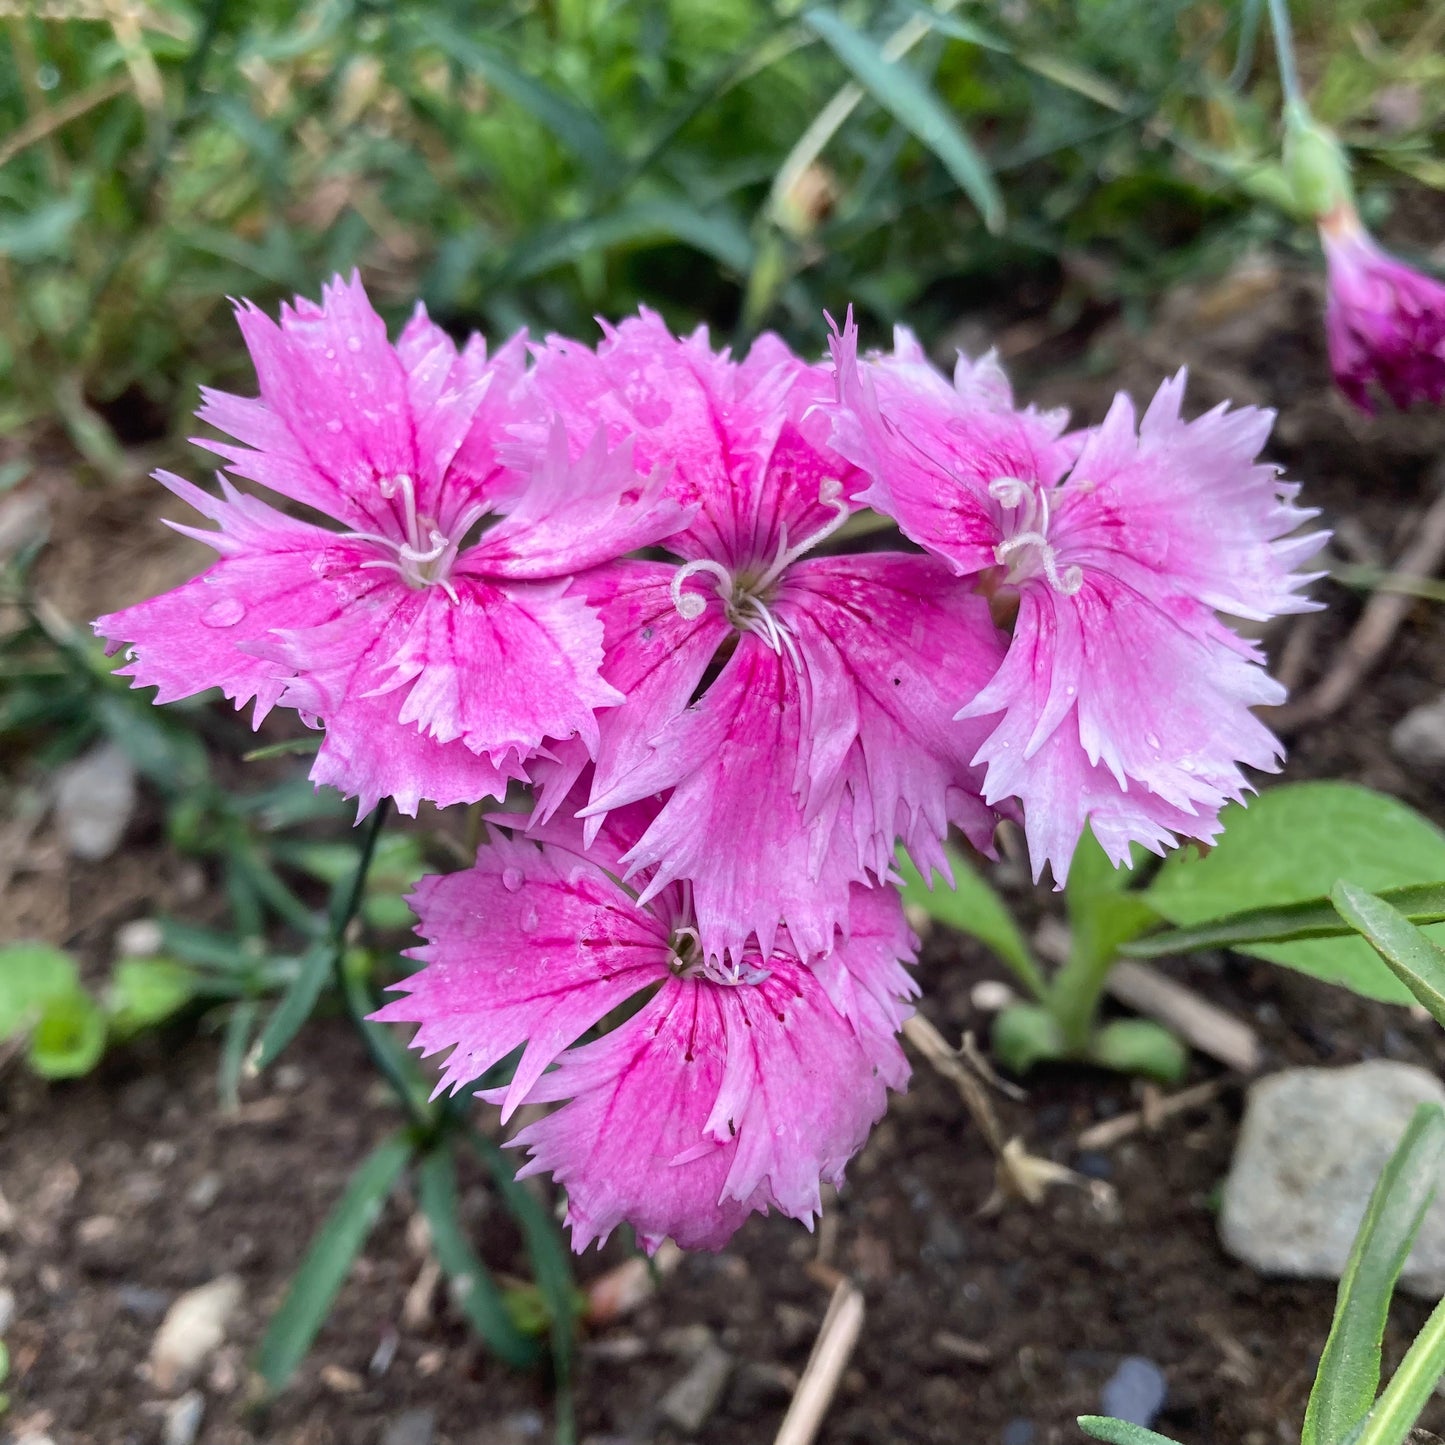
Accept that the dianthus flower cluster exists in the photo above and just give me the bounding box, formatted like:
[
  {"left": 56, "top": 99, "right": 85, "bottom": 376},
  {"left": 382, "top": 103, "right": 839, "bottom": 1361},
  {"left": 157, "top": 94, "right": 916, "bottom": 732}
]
[{"left": 97, "top": 275, "right": 1324, "bottom": 1252}]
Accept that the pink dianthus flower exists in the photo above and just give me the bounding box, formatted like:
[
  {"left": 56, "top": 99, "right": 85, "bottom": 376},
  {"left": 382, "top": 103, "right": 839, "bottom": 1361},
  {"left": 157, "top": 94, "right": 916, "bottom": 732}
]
[
  {"left": 1321, "top": 205, "right": 1445, "bottom": 413},
  {"left": 522, "top": 311, "right": 1009, "bottom": 963},
  {"left": 375, "top": 804, "right": 916, "bottom": 1253},
  {"left": 95, "top": 274, "right": 686, "bottom": 815},
  {"left": 828, "top": 320, "right": 1326, "bottom": 883}
]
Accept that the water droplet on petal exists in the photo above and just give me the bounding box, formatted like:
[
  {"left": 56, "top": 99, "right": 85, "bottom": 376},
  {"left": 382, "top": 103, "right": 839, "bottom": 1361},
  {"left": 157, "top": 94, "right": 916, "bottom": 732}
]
[
  {"left": 1146, "top": 732, "right": 1161, "bottom": 749},
  {"left": 501, "top": 867, "right": 524, "bottom": 893},
  {"left": 325, "top": 418, "right": 342, "bottom": 433},
  {"left": 520, "top": 907, "right": 539, "bottom": 934},
  {"left": 346, "top": 335, "right": 362, "bottom": 352},
  {"left": 201, "top": 597, "right": 245, "bottom": 628}
]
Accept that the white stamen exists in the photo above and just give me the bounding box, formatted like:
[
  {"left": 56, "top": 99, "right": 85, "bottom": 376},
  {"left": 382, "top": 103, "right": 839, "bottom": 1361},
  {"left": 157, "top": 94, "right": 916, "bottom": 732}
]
[
  {"left": 670, "top": 558, "right": 735, "bottom": 620},
  {"left": 994, "top": 532, "right": 1083, "bottom": 596},
  {"left": 988, "top": 475, "right": 1027, "bottom": 508}
]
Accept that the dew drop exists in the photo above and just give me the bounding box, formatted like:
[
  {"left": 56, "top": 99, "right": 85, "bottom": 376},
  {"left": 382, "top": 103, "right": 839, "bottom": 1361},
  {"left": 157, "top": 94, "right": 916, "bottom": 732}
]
[
  {"left": 520, "top": 906, "right": 539, "bottom": 934},
  {"left": 501, "top": 866, "right": 524, "bottom": 893},
  {"left": 346, "top": 335, "right": 362, "bottom": 352},
  {"left": 201, "top": 597, "right": 245, "bottom": 628},
  {"left": 325, "top": 418, "right": 342, "bottom": 433},
  {"left": 1065, "top": 685, "right": 1076, "bottom": 697},
  {"left": 1146, "top": 732, "right": 1161, "bottom": 749},
  {"left": 1180, "top": 758, "right": 1196, "bottom": 773}
]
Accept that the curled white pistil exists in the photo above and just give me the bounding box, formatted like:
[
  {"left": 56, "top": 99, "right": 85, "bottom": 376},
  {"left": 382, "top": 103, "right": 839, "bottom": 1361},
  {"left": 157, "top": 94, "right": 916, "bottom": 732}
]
[
  {"left": 343, "top": 473, "right": 487, "bottom": 606},
  {"left": 667, "top": 481, "right": 850, "bottom": 663},
  {"left": 988, "top": 475, "right": 1084, "bottom": 597}
]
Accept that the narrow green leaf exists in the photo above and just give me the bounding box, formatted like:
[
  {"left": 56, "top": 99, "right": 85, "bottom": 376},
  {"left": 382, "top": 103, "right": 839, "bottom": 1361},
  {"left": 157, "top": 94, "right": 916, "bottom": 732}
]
[
  {"left": 413, "top": 15, "right": 617, "bottom": 178},
  {"left": 247, "top": 943, "right": 333, "bottom": 1076},
  {"left": 257, "top": 1133, "right": 413, "bottom": 1394},
  {"left": 1078, "top": 1418, "right": 1186, "bottom": 1445},
  {"left": 1352, "top": 1295, "right": 1445, "bottom": 1445},
  {"left": 242, "top": 736, "right": 322, "bottom": 763},
  {"left": 899, "top": 845, "right": 1047, "bottom": 999},
  {"left": 1125, "top": 883, "right": 1445, "bottom": 961},
  {"left": 1065, "top": 827, "right": 1160, "bottom": 979},
  {"left": 1304, "top": 1103, "right": 1445, "bottom": 1445},
  {"left": 466, "top": 1128, "right": 577, "bottom": 1422},
  {"left": 1332, "top": 884, "right": 1445, "bottom": 1029},
  {"left": 217, "top": 999, "right": 258, "bottom": 1113},
  {"left": 802, "top": 7, "right": 1004, "bottom": 232},
  {"left": 416, "top": 1145, "right": 539, "bottom": 1370}
]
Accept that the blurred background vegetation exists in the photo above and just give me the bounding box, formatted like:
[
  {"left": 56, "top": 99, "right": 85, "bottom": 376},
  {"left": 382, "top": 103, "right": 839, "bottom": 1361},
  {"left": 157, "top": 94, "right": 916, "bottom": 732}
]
[{"left": 2, "top": 0, "right": 1443, "bottom": 470}]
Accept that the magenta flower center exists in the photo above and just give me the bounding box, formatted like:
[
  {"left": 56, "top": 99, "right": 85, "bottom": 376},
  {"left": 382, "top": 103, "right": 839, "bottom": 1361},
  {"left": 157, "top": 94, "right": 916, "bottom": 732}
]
[
  {"left": 345, "top": 472, "right": 486, "bottom": 605},
  {"left": 667, "top": 480, "right": 851, "bottom": 665},
  {"left": 989, "top": 475, "right": 1083, "bottom": 596}
]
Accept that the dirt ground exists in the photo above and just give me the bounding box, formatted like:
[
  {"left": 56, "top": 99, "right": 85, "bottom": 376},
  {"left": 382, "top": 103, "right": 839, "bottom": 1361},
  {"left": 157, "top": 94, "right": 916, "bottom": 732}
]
[{"left": 5, "top": 250, "right": 1445, "bottom": 1445}]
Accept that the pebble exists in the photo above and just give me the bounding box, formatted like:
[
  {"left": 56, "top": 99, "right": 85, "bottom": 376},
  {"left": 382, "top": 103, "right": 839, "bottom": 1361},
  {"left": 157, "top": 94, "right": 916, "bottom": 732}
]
[
  {"left": 1100, "top": 1355, "right": 1167, "bottom": 1427},
  {"left": 162, "top": 1390, "right": 205, "bottom": 1445},
  {"left": 1391, "top": 694, "right": 1445, "bottom": 771},
  {"left": 1074, "top": 1151, "right": 1114, "bottom": 1181},
  {"left": 115, "top": 918, "right": 165, "bottom": 957},
  {"left": 53, "top": 740, "right": 137, "bottom": 861},
  {"left": 971, "top": 980, "right": 1018, "bottom": 1013},
  {"left": 185, "top": 1173, "right": 222, "bottom": 1213},
  {"left": 1002, "top": 1420, "right": 1036, "bottom": 1445},
  {"left": 150, "top": 1274, "right": 244, "bottom": 1391},
  {"left": 1220, "top": 1062, "right": 1445, "bottom": 1296},
  {"left": 658, "top": 1339, "right": 734, "bottom": 1434},
  {"left": 0, "top": 1285, "right": 13, "bottom": 1332},
  {"left": 380, "top": 1408, "right": 437, "bottom": 1445},
  {"left": 116, "top": 1284, "right": 171, "bottom": 1320}
]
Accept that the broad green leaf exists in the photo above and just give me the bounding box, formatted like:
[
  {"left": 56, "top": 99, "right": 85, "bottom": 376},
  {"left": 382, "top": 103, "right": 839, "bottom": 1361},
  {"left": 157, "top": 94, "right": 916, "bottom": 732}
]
[
  {"left": 0, "top": 943, "right": 79, "bottom": 1040},
  {"left": 107, "top": 958, "right": 198, "bottom": 1039},
  {"left": 1123, "top": 882, "right": 1445, "bottom": 960},
  {"left": 413, "top": 15, "right": 617, "bottom": 179},
  {"left": 1304, "top": 1103, "right": 1445, "bottom": 1445},
  {"left": 991, "top": 1004, "right": 1066, "bottom": 1075},
  {"left": 416, "top": 1145, "right": 539, "bottom": 1370},
  {"left": 1088, "top": 1019, "right": 1188, "bottom": 1084},
  {"left": 1078, "top": 1418, "right": 1186, "bottom": 1445},
  {"left": 256, "top": 1133, "right": 413, "bottom": 1393},
  {"left": 1146, "top": 784, "right": 1445, "bottom": 1002},
  {"left": 1331, "top": 885, "right": 1445, "bottom": 1029},
  {"left": 247, "top": 942, "right": 333, "bottom": 1076},
  {"left": 28, "top": 988, "right": 107, "bottom": 1079},
  {"left": 899, "top": 846, "right": 1046, "bottom": 999},
  {"left": 802, "top": 7, "right": 1004, "bottom": 232}
]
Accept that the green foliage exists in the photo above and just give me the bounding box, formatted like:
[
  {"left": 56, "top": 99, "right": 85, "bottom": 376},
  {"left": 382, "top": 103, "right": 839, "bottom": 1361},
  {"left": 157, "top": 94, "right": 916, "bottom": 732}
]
[
  {"left": 256, "top": 1132, "right": 414, "bottom": 1395},
  {"left": 1087, "top": 1018, "right": 1188, "bottom": 1083},
  {"left": 1331, "top": 883, "right": 1445, "bottom": 1027},
  {"left": 991, "top": 1003, "right": 1067, "bottom": 1074},
  {"left": 1147, "top": 783, "right": 1445, "bottom": 1003}
]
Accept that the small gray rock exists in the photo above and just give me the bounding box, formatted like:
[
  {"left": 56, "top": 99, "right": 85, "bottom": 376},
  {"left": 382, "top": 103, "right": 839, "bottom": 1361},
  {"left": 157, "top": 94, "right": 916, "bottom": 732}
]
[
  {"left": 1100, "top": 1356, "right": 1167, "bottom": 1427},
  {"left": 1002, "top": 1420, "right": 1036, "bottom": 1445},
  {"left": 1392, "top": 695, "right": 1445, "bottom": 771},
  {"left": 1221, "top": 1062, "right": 1445, "bottom": 1296},
  {"left": 162, "top": 1391, "right": 205, "bottom": 1445},
  {"left": 380, "top": 1408, "right": 436, "bottom": 1445},
  {"left": 0, "top": 1285, "right": 14, "bottom": 1333},
  {"left": 53, "top": 740, "right": 136, "bottom": 861},
  {"left": 658, "top": 1339, "right": 734, "bottom": 1434}
]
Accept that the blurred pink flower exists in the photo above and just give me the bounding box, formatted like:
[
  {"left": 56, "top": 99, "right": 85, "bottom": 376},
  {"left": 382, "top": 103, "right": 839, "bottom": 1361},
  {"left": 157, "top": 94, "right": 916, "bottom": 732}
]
[
  {"left": 375, "top": 806, "right": 916, "bottom": 1253},
  {"left": 1321, "top": 206, "right": 1445, "bottom": 412},
  {"left": 95, "top": 274, "right": 686, "bottom": 815},
  {"left": 523, "top": 311, "right": 1008, "bottom": 964},
  {"left": 828, "top": 319, "right": 1326, "bottom": 884}
]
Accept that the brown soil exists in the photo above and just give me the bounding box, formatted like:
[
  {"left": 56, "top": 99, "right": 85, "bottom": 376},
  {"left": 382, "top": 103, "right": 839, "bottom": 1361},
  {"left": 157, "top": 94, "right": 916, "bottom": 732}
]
[{"left": 6, "top": 253, "right": 1445, "bottom": 1445}]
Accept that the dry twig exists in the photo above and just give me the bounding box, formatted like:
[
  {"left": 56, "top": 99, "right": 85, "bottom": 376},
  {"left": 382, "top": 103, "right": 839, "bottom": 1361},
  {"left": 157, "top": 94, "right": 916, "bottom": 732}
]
[
  {"left": 772, "top": 1278, "right": 865, "bottom": 1445},
  {"left": 1273, "top": 473, "right": 1445, "bottom": 730},
  {"left": 1105, "top": 961, "right": 1261, "bottom": 1074},
  {"left": 1075, "top": 1078, "right": 1229, "bottom": 1150}
]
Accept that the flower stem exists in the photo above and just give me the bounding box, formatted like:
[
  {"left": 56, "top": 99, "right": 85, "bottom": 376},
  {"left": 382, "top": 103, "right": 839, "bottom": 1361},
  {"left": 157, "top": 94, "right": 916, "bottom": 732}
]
[
  {"left": 1264, "top": 0, "right": 1306, "bottom": 111},
  {"left": 1047, "top": 945, "right": 1115, "bottom": 1053}
]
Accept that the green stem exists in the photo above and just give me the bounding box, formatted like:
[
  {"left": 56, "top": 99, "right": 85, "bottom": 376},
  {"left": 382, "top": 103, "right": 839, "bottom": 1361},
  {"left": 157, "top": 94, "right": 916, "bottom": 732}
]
[
  {"left": 1354, "top": 1294, "right": 1445, "bottom": 1445},
  {"left": 1264, "top": 0, "right": 1306, "bottom": 110},
  {"left": 1047, "top": 945, "right": 1116, "bottom": 1052}
]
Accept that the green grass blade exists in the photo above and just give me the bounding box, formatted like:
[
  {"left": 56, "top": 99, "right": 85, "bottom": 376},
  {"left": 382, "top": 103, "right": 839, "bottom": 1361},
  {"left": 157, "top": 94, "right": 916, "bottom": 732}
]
[
  {"left": 1353, "top": 1296, "right": 1445, "bottom": 1445},
  {"left": 1122, "top": 882, "right": 1445, "bottom": 959},
  {"left": 256, "top": 1132, "right": 413, "bottom": 1394},
  {"left": 416, "top": 1144, "right": 540, "bottom": 1370},
  {"left": 246, "top": 942, "right": 332, "bottom": 1076},
  {"left": 1304, "top": 1103, "right": 1445, "bottom": 1445},
  {"left": 1078, "top": 1417, "right": 1186, "bottom": 1445},
  {"left": 802, "top": 6, "right": 1004, "bottom": 232},
  {"left": 413, "top": 15, "right": 616, "bottom": 179},
  {"left": 898, "top": 845, "right": 1047, "bottom": 999},
  {"left": 465, "top": 1127, "right": 578, "bottom": 1442},
  {"left": 1332, "top": 883, "right": 1445, "bottom": 1028}
]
